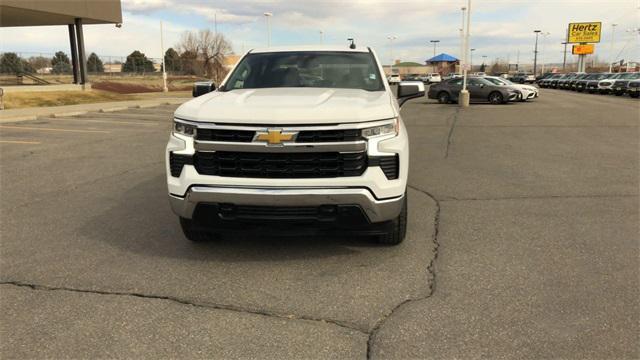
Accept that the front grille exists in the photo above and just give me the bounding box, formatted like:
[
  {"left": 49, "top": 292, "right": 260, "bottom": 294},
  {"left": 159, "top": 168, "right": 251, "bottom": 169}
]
[
  {"left": 197, "top": 129, "right": 255, "bottom": 142},
  {"left": 169, "top": 153, "right": 193, "bottom": 177},
  {"left": 629, "top": 81, "right": 640, "bottom": 87},
  {"left": 194, "top": 151, "right": 367, "bottom": 178},
  {"left": 613, "top": 81, "right": 627, "bottom": 87},
  {"left": 196, "top": 128, "right": 363, "bottom": 143},
  {"left": 218, "top": 204, "right": 338, "bottom": 221},
  {"left": 296, "top": 129, "right": 362, "bottom": 142}
]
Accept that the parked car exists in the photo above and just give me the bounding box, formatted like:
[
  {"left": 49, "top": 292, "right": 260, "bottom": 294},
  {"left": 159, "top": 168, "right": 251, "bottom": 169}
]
[
  {"left": 627, "top": 79, "right": 640, "bottom": 98},
  {"left": 556, "top": 73, "right": 583, "bottom": 89},
  {"left": 585, "top": 73, "right": 611, "bottom": 93},
  {"left": 568, "top": 73, "right": 590, "bottom": 90},
  {"left": 511, "top": 72, "right": 536, "bottom": 84},
  {"left": 611, "top": 72, "right": 640, "bottom": 96},
  {"left": 428, "top": 76, "right": 521, "bottom": 104},
  {"left": 403, "top": 74, "right": 421, "bottom": 81},
  {"left": 484, "top": 76, "right": 538, "bottom": 101},
  {"left": 423, "top": 73, "right": 441, "bottom": 84},
  {"left": 536, "top": 72, "right": 554, "bottom": 83},
  {"left": 169, "top": 45, "right": 422, "bottom": 244},
  {"left": 539, "top": 73, "right": 563, "bottom": 88},
  {"left": 574, "top": 73, "right": 600, "bottom": 92},
  {"left": 599, "top": 72, "right": 638, "bottom": 94},
  {"left": 387, "top": 74, "right": 401, "bottom": 84},
  {"left": 442, "top": 73, "right": 462, "bottom": 80}
]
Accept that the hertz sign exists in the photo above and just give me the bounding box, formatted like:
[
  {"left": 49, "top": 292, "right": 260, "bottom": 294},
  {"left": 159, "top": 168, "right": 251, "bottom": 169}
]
[{"left": 568, "top": 22, "right": 602, "bottom": 43}]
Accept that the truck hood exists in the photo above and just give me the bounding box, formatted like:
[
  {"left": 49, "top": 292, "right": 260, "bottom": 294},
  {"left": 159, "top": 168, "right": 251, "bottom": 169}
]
[{"left": 175, "top": 88, "right": 396, "bottom": 124}]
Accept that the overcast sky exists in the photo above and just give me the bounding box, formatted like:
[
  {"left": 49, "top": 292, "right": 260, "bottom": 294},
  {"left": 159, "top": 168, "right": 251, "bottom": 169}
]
[{"left": 1, "top": 0, "right": 638, "bottom": 66}]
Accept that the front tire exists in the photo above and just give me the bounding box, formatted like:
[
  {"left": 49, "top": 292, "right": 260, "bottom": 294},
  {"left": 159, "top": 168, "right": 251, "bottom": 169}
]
[
  {"left": 377, "top": 195, "right": 407, "bottom": 245},
  {"left": 488, "top": 91, "right": 504, "bottom": 104},
  {"left": 180, "top": 217, "right": 217, "bottom": 242},
  {"left": 437, "top": 91, "right": 451, "bottom": 104}
]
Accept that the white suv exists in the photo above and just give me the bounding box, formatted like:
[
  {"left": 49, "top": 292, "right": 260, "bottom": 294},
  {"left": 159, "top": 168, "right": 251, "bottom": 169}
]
[{"left": 166, "top": 46, "right": 424, "bottom": 244}]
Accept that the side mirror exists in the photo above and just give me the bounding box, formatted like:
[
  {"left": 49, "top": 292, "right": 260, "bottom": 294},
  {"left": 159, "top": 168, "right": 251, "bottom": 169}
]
[
  {"left": 397, "top": 81, "right": 425, "bottom": 107},
  {"left": 479, "top": 83, "right": 485, "bottom": 88},
  {"left": 192, "top": 81, "right": 216, "bottom": 97}
]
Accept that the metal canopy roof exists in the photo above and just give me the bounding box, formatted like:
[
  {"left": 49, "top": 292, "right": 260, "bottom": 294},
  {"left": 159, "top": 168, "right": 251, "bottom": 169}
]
[
  {"left": 0, "top": 0, "right": 122, "bottom": 27},
  {"left": 426, "top": 53, "right": 459, "bottom": 63}
]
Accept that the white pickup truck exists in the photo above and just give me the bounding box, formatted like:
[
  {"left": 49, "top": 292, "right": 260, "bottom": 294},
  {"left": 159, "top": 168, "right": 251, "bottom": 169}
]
[{"left": 167, "top": 45, "right": 424, "bottom": 244}]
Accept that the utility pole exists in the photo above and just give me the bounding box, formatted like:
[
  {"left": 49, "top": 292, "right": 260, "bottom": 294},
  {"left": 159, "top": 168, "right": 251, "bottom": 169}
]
[
  {"left": 319, "top": 30, "right": 324, "bottom": 44},
  {"left": 609, "top": 23, "right": 618, "bottom": 72},
  {"left": 516, "top": 48, "right": 520, "bottom": 71},
  {"left": 430, "top": 39, "right": 440, "bottom": 57},
  {"left": 160, "top": 21, "right": 167, "bottom": 92},
  {"left": 533, "top": 30, "right": 541, "bottom": 76},
  {"left": 264, "top": 12, "right": 273, "bottom": 47},
  {"left": 214, "top": 13, "right": 217, "bottom": 34}
]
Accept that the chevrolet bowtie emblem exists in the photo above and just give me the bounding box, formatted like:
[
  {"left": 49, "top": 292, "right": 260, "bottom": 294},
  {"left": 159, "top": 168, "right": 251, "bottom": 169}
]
[{"left": 255, "top": 129, "right": 296, "bottom": 145}]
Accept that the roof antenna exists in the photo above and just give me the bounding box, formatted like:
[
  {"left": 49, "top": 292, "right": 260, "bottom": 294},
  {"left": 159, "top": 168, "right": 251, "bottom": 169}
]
[{"left": 347, "top": 38, "right": 356, "bottom": 49}]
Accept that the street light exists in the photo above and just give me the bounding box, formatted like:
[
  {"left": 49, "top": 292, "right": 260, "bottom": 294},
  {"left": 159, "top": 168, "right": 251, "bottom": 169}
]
[
  {"left": 609, "top": 23, "right": 618, "bottom": 72},
  {"left": 533, "top": 30, "right": 541, "bottom": 76},
  {"left": 460, "top": 0, "right": 472, "bottom": 107},
  {"left": 430, "top": 39, "right": 440, "bottom": 57},
  {"left": 319, "top": 30, "right": 324, "bottom": 44},
  {"left": 388, "top": 35, "right": 397, "bottom": 71},
  {"left": 470, "top": 48, "right": 476, "bottom": 71},
  {"left": 160, "top": 21, "right": 167, "bottom": 92},
  {"left": 264, "top": 12, "right": 273, "bottom": 47},
  {"left": 460, "top": 7, "right": 466, "bottom": 73},
  {"left": 561, "top": 41, "right": 568, "bottom": 71},
  {"left": 541, "top": 31, "right": 550, "bottom": 74}
]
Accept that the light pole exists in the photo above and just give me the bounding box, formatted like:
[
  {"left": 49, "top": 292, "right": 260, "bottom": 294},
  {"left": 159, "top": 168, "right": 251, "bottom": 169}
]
[
  {"left": 609, "top": 23, "right": 618, "bottom": 72},
  {"left": 460, "top": 0, "right": 472, "bottom": 108},
  {"left": 160, "top": 21, "right": 167, "bottom": 92},
  {"left": 388, "top": 35, "right": 397, "bottom": 72},
  {"left": 264, "top": 12, "right": 273, "bottom": 47},
  {"left": 533, "top": 30, "right": 541, "bottom": 76},
  {"left": 470, "top": 48, "right": 476, "bottom": 71},
  {"left": 430, "top": 39, "right": 440, "bottom": 57},
  {"left": 541, "top": 31, "right": 550, "bottom": 74},
  {"left": 319, "top": 30, "right": 324, "bottom": 44},
  {"left": 561, "top": 41, "right": 568, "bottom": 71},
  {"left": 460, "top": 7, "right": 466, "bottom": 73}
]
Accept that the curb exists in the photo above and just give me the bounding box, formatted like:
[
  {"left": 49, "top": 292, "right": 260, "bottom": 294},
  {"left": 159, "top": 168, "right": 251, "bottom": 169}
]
[
  {"left": 52, "top": 111, "right": 88, "bottom": 118},
  {"left": 0, "top": 115, "right": 37, "bottom": 123},
  {"left": 99, "top": 106, "right": 129, "bottom": 113}
]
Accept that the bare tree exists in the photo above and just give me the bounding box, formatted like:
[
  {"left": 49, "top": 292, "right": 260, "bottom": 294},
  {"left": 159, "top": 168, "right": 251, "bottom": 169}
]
[{"left": 176, "top": 29, "right": 232, "bottom": 82}]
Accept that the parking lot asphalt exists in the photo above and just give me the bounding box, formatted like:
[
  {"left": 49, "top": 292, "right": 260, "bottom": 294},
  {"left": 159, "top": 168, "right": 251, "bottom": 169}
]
[{"left": 1, "top": 90, "right": 638, "bottom": 359}]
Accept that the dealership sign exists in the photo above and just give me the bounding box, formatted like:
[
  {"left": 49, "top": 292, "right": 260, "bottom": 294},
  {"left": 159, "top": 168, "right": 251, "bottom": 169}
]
[
  {"left": 567, "top": 22, "right": 602, "bottom": 43},
  {"left": 572, "top": 44, "right": 595, "bottom": 55}
]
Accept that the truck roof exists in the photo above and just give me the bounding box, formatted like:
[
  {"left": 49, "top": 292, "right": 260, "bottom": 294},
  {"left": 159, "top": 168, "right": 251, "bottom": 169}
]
[{"left": 250, "top": 45, "right": 370, "bottom": 54}]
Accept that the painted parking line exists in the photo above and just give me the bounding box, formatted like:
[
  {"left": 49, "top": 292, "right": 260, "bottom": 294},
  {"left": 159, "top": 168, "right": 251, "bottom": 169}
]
[
  {"left": 0, "top": 140, "right": 42, "bottom": 145},
  {"left": 0, "top": 125, "right": 110, "bottom": 134}
]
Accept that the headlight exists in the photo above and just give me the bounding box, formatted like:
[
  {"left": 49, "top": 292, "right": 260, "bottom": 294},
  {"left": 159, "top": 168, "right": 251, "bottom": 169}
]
[
  {"left": 173, "top": 120, "right": 197, "bottom": 137},
  {"left": 361, "top": 119, "right": 398, "bottom": 138}
]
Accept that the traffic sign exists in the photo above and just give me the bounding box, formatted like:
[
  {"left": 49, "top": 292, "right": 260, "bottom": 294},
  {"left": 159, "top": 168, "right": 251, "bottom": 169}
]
[
  {"left": 572, "top": 44, "right": 595, "bottom": 55},
  {"left": 567, "top": 22, "right": 601, "bottom": 43}
]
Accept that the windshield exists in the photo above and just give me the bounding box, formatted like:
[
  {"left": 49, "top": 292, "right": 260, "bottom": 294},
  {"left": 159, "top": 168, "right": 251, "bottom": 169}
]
[
  {"left": 224, "top": 51, "right": 384, "bottom": 91},
  {"left": 618, "top": 73, "right": 638, "bottom": 79}
]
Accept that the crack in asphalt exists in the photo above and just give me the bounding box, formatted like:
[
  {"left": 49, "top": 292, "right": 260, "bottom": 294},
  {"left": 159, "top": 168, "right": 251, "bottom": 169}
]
[
  {"left": 444, "top": 108, "right": 461, "bottom": 159},
  {"left": 0, "top": 280, "right": 368, "bottom": 336},
  {"left": 366, "top": 184, "right": 441, "bottom": 359}
]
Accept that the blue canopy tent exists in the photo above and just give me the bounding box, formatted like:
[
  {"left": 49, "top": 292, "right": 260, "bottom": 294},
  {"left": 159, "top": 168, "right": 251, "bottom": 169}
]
[{"left": 426, "top": 53, "right": 459, "bottom": 75}]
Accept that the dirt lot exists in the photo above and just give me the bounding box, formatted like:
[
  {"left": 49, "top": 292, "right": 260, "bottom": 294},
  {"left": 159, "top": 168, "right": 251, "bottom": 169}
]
[{"left": 2, "top": 90, "right": 138, "bottom": 109}]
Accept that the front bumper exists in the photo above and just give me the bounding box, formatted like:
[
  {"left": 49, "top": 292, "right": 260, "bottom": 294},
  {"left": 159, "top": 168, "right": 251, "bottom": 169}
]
[{"left": 170, "top": 186, "right": 405, "bottom": 223}]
